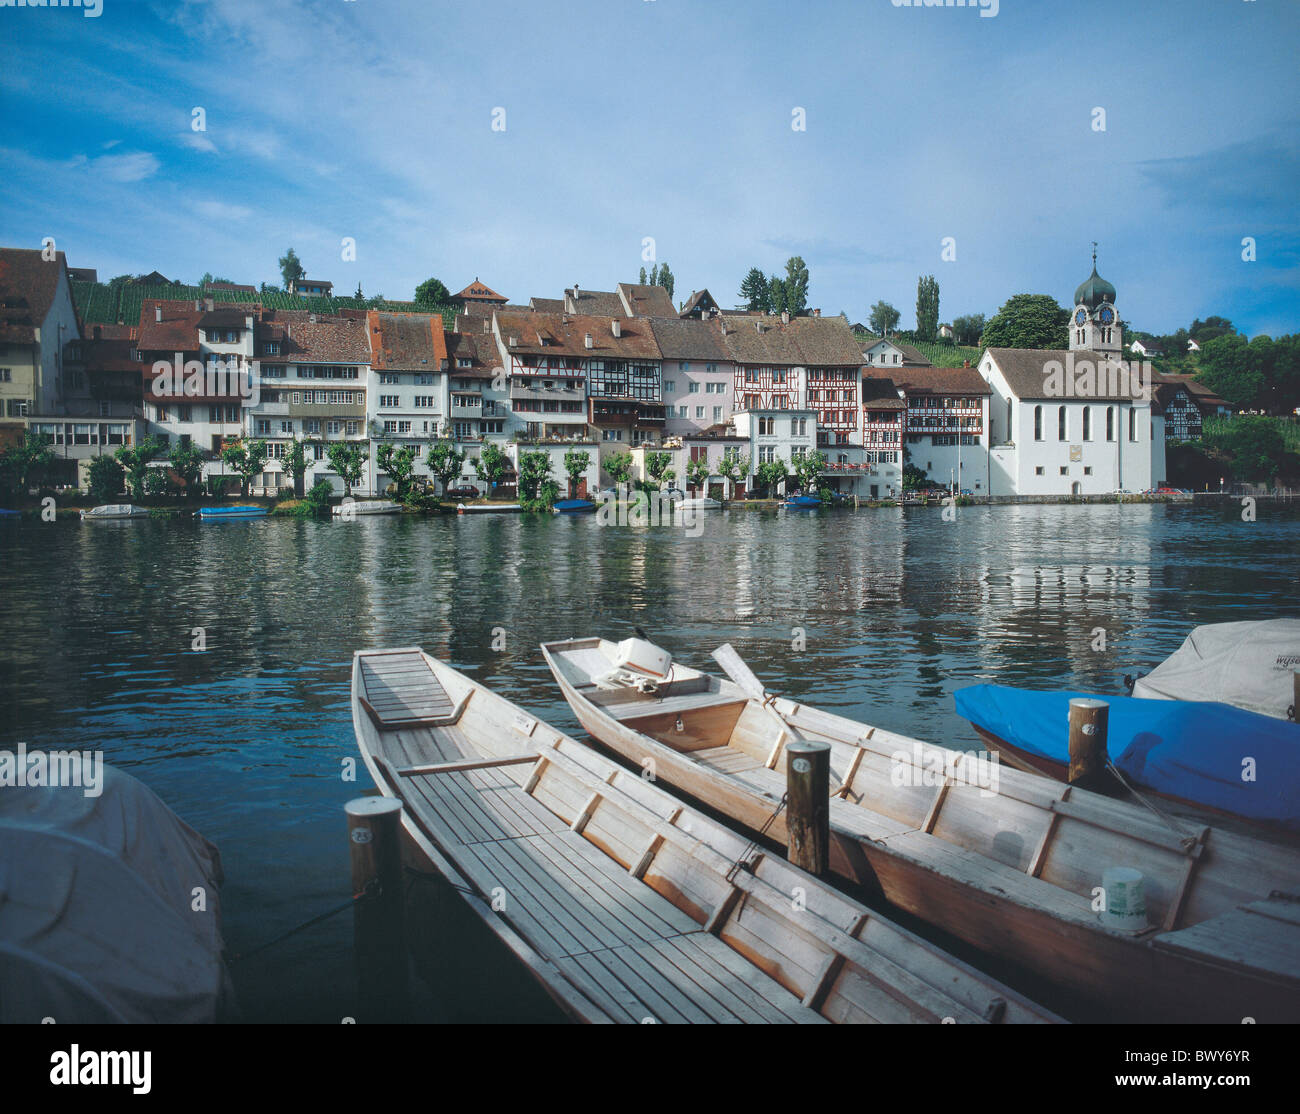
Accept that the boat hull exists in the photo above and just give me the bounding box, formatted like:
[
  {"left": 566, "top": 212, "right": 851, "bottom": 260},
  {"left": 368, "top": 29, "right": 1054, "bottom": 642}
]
[{"left": 543, "top": 638, "right": 1300, "bottom": 1022}]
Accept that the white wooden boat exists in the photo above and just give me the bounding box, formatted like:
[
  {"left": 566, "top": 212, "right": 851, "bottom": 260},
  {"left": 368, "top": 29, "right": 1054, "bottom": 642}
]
[
  {"left": 676, "top": 497, "right": 722, "bottom": 511},
  {"left": 332, "top": 500, "right": 403, "bottom": 516},
  {"left": 542, "top": 636, "right": 1300, "bottom": 1022},
  {"left": 351, "top": 648, "right": 1061, "bottom": 1024},
  {"left": 457, "top": 502, "right": 522, "bottom": 514},
  {"left": 80, "top": 503, "right": 149, "bottom": 520}
]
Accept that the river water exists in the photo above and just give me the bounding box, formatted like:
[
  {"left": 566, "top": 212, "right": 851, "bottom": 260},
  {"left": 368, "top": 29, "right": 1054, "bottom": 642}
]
[{"left": 1, "top": 502, "right": 1296, "bottom": 1020}]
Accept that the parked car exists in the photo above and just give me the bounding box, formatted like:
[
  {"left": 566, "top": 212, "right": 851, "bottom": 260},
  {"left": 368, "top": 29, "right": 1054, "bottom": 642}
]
[
  {"left": 444, "top": 485, "right": 481, "bottom": 500},
  {"left": 661, "top": 487, "right": 686, "bottom": 501}
]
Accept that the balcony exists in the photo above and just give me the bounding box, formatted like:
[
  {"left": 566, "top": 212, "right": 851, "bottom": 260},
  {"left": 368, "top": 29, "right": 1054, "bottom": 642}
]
[
  {"left": 450, "top": 399, "right": 482, "bottom": 418},
  {"left": 287, "top": 401, "right": 366, "bottom": 418},
  {"left": 510, "top": 382, "right": 584, "bottom": 402}
]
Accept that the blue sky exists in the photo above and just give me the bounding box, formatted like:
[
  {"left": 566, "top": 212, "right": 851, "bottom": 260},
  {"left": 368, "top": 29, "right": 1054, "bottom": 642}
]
[{"left": 1, "top": 0, "right": 1297, "bottom": 337}]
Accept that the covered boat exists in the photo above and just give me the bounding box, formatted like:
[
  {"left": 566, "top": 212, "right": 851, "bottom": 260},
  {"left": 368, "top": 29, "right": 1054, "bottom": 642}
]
[
  {"left": 785, "top": 495, "right": 822, "bottom": 508},
  {"left": 552, "top": 499, "right": 596, "bottom": 514},
  {"left": 198, "top": 505, "right": 267, "bottom": 519},
  {"left": 1130, "top": 619, "right": 1300, "bottom": 720},
  {"left": 954, "top": 685, "right": 1300, "bottom": 832},
  {"left": 81, "top": 504, "right": 150, "bottom": 520},
  {"left": 543, "top": 635, "right": 1300, "bottom": 1022},
  {"left": 352, "top": 648, "right": 1060, "bottom": 1024},
  {"left": 0, "top": 763, "right": 234, "bottom": 1023},
  {"left": 332, "top": 500, "right": 402, "bottom": 516}
]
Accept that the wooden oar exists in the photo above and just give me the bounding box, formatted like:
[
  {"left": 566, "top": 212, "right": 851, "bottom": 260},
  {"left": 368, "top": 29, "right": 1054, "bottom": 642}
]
[{"left": 712, "top": 643, "right": 806, "bottom": 743}]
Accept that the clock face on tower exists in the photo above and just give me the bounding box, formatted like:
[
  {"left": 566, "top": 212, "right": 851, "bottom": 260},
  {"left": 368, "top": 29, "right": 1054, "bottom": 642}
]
[
  {"left": 1098, "top": 306, "right": 1115, "bottom": 325},
  {"left": 1075, "top": 308, "right": 1088, "bottom": 325}
]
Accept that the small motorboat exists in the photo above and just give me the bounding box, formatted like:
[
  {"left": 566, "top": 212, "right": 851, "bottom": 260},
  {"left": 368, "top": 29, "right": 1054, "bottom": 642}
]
[
  {"left": 1130, "top": 619, "right": 1300, "bottom": 720},
  {"left": 0, "top": 509, "right": 20, "bottom": 518},
  {"left": 0, "top": 762, "right": 234, "bottom": 1022},
  {"left": 456, "top": 502, "right": 521, "bottom": 514},
  {"left": 351, "top": 647, "right": 1059, "bottom": 1024},
  {"left": 198, "top": 505, "right": 268, "bottom": 519},
  {"left": 675, "top": 497, "right": 721, "bottom": 511},
  {"left": 552, "top": 499, "right": 596, "bottom": 514},
  {"left": 543, "top": 634, "right": 1300, "bottom": 1022},
  {"left": 81, "top": 504, "right": 150, "bottom": 520},
  {"left": 784, "top": 494, "right": 823, "bottom": 508},
  {"left": 332, "top": 500, "right": 402, "bottom": 516}
]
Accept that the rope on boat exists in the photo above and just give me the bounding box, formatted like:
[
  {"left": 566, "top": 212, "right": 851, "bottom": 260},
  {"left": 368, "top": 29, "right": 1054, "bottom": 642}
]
[
  {"left": 726, "top": 792, "right": 788, "bottom": 886},
  {"left": 227, "top": 879, "right": 380, "bottom": 964},
  {"left": 1104, "top": 760, "right": 1199, "bottom": 850}
]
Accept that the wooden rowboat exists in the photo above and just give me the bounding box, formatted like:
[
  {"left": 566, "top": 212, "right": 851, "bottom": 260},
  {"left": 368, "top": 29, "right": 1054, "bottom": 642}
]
[
  {"left": 352, "top": 647, "right": 1061, "bottom": 1024},
  {"left": 542, "top": 636, "right": 1300, "bottom": 1022}
]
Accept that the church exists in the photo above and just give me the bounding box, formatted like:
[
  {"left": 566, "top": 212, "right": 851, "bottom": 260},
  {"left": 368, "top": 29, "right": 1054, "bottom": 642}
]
[{"left": 978, "top": 251, "right": 1165, "bottom": 496}]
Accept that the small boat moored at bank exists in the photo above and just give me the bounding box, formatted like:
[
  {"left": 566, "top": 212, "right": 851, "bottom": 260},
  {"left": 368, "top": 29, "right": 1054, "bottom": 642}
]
[
  {"left": 675, "top": 497, "right": 722, "bottom": 512},
  {"left": 351, "top": 646, "right": 1060, "bottom": 1024},
  {"left": 81, "top": 503, "right": 150, "bottom": 520},
  {"left": 332, "top": 499, "right": 403, "bottom": 516},
  {"left": 785, "top": 494, "right": 823, "bottom": 508},
  {"left": 197, "top": 505, "right": 268, "bottom": 520},
  {"left": 457, "top": 502, "right": 522, "bottom": 514},
  {"left": 552, "top": 499, "right": 596, "bottom": 514},
  {"left": 542, "top": 634, "right": 1300, "bottom": 1022}
]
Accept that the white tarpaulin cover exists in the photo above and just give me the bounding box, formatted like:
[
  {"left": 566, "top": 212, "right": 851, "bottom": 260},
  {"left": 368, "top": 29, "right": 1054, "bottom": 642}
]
[
  {"left": 1131, "top": 619, "right": 1300, "bottom": 720},
  {"left": 0, "top": 764, "right": 233, "bottom": 1023}
]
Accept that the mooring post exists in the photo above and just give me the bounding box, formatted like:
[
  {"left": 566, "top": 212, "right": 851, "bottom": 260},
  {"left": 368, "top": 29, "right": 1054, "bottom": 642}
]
[
  {"left": 345, "top": 796, "right": 408, "bottom": 1022},
  {"left": 1292, "top": 670, "right": 1299, "bottom": 722},
  {"left": 785, "top": 741, "right": 830, "bottom": 875},
  {"left": 1067, "top": 698, "right": 1109, "bottom": 790}
]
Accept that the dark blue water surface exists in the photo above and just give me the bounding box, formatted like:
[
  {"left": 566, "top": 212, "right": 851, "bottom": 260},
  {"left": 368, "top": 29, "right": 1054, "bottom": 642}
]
[{"left": 2, "top": 502, "right": 1296, "bottom": 1019}]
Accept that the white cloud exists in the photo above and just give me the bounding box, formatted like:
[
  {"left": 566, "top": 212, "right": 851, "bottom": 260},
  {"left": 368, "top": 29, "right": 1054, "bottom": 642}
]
[
  {"left": 85, "top": 151, "right": 160, "bottom": 183},
  {"left": 181, "top": 133, "right": 218, "bottom": 154}
]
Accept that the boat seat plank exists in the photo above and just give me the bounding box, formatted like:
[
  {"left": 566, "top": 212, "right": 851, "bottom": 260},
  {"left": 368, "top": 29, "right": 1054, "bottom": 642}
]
[
  {"left": 606, "top": 691, "right": 750, "bottom": 723},
  {"left": 1151, "top": 903, "right": 1300, "bottom": 982},
  {"left": 413, "top": 775, "right": 568, "bottom": 844},
  {"left": 693, "top": 746, "right": 763, "bottom": 775}
]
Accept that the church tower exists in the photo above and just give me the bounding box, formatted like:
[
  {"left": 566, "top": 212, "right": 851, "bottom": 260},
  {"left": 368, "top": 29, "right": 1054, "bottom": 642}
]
[{"left": 1069, "top": 244, "right": 1122, "bottom": 355}]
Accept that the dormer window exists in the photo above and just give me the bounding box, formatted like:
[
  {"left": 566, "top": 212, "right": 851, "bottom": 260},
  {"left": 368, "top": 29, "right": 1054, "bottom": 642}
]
[
  {"left": 264, "top": 342, "right": 280, "bottom": 356},
  {"left": 458, "top": 358, "right": 471, "bottom": 368}
]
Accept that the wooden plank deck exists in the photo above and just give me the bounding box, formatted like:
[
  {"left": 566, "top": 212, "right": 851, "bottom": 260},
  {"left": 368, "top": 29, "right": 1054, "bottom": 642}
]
[
  {"left": 360, "top": 652, "right": 457, "bottom": 725},
  {"left": 1151, "top": 898, "right": 1300, "bottom": 981}
]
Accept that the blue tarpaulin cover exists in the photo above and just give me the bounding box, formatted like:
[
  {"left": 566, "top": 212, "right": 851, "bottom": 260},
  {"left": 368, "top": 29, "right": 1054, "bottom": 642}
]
[{"left": 954, "top": 684, "right": 1300, "bottom": 830}]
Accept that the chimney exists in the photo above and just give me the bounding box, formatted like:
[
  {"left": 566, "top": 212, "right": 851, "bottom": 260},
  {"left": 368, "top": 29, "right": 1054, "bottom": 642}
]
[
  {"left": 611, "top": 319, "right": 621, "bottom": 337},
  {"left": 509, "top": 335, "right": 518, "bottom": 347},
  {"left": 584, "top": 333, "right": 594, "bottom": 349},
  {"left": 781, "top": 310, "right": 790, "bottom": 325},
  {"left": 754, "top": 320, "right": 763, "bottom": 333},
  {"left": 155, "top": 306, "right": 163, "bottom": 323},
  {"left": 814, "top": 308, "right": 821, "bottom": 317},
  {"left": 963, "top": 359, "right": 970, "bottom": 368},
  {"left": 310, "top": 313, "right": 317, "bottom": 324},
  {"left": 93, "top": 325, "right": 101, "bottom": 339},
  {"left": 205, "top": 297, "right": 214, "bottom": 312},
  {"left": 194, "top": 299, "right": 201, "bottom": 311}
]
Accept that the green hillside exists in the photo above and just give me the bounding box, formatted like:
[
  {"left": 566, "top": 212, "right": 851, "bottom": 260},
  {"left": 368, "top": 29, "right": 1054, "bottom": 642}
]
[{"left": 72, "top": 281, "right": 457, "bottom": 329}]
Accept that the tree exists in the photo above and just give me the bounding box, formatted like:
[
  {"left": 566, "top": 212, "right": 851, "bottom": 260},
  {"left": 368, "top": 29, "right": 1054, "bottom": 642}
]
[
  {"left": 639, "top": 266, "right": 648, "bottom": 285},
  {"left": 756, "top": 457, "right": 788, "bottom": 498},
  {"left": 281, "top": 436, "right": 313, "bottom": 499},
  {"left": 86, "top": 455, "right": 125, "bottom": 501},
  {"left": 220, "top": 437, "right": 269, "bottom": 497},
  {"left": 869, "top": 301, "right": 900, "bottom": 337},
  {"left": 299, "top": 478, "right": 335, "bottom": 518},
  {"left": 1204, "top": 415, "right": 1287, "bottom": 481},
  {"left": 951, "top": 313, "right": 986, "bottom": 347},
  {"left": 604, "top": 451, "right": 634, "bottom": 488},
  {"left": 375, "top": 442, "right": 418, "bottom": 500},
  {"left": 768, "top": 275, "right": 788, "bottom": 315},
  {"left": 793, "top": 449, "right": 828, "bottom": 493},
  {"left": 426, "top": 440, "right": 467, "bottom": 495},
  {"left": 114, "top": 434, "right": 166, "bottom": 500},
  {"left": 644, "top": 451, "right": 673, "bottom": 491},
  {"left": 354, "top": 282, "right": 363, "bottom": 300},
  {"left": 981, "top": 294, "right": 1070, "bottom": 350},
  {"left": 475, "top": 443, "right": 511, "bottom": 492},
  {"left": 915, "top": 275, "right": 940, "bottom": 343},
  {"left": 1196, "top": 334, "right": 1264, "bottom": 410},
  {"left": 685, "top": 454, "right": 711, "bottom": 493},
  {"left": 717, "top": 447, "right": 749, "bottom": 493},
  {"left": 739, "top": 268, "right": 770, "bottom": 313},
  {"left": 562, "top": 450, "right": 591, "bottom": 498},
  {"left": 657, "top": 262, "right": 675, "bottom": 300},
  {"left": 518, "top": 450, "right": 556, "bottom": 508},
  {"left": 200, "top": 272, "right": 235, "bottom": 288},
  {"left": 415, "top": 277, "right": 452, "bottom": 306},
  {"left": 782, "top": 256, "right": 809, "bottom": 316},
  {"left": 278, "top": 247, "right": 305, "bottom": 290},
  {"left": 168, "top": 441, "right": 206, "bottom": 494},
  {"left": 0, "top": 431, "right": 56, "bottom": 496},
  {"left": 325, "top": 441, "right": 368, "bottom": 497},
  {"left": 1190, "top": 316, "right": 1238, "bottom": 344}
]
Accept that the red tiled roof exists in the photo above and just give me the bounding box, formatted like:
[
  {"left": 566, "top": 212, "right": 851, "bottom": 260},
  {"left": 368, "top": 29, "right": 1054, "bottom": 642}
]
[
  {"left": 453, "top": 278, "right": 507, "bottom": 303},
  {"left": 0, "top": 248, "right": 72, "bottom": 344},
  {"left": 138, "top": 299, "right": 248, "bottom": 351},
  {"left": 891, "top": 366, "right": 991, "bottom": 396},
  {"left": 367, "top": 311, "right": 447, "bottom": 371},
  {"left": 496, "top": 310, "right": 660, "bottom": 359},
  {"left": 256, "top": 309, "right": 370, "bottom": 363}
]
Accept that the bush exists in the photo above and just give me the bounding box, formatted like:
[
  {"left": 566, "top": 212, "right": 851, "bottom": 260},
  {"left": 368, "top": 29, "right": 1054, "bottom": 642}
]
[
  {"left": 87, "top": 456, "right": 125, "bottom": 501},
  {"left": 298, "top": 479, "right": 335, "bottom": 517},
  {"left": 143, "top": 470, "right": 172, "bottom": 497}
]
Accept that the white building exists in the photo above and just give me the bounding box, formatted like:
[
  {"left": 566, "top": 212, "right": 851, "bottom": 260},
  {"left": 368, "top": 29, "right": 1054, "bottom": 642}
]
[
  {"left": 650, "top": 317, "right": 735, "bottom": 436},
  {"left": 980, "top": 253, "right": 1161, "bottom": 495}
]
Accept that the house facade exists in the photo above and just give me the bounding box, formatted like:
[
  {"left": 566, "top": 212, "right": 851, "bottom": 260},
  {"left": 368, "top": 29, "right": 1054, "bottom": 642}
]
[
  {"left": 893, "top": 365, "right": 991, "bottom": 494},
  {"left": 650, "top": 317, "right": 735, "bottom": 436}
]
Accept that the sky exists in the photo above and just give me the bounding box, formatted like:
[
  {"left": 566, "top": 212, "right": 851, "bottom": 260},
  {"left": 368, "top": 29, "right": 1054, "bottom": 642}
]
[{"left": 1, "top": 0, "right": 1297, "bottom": 338}]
